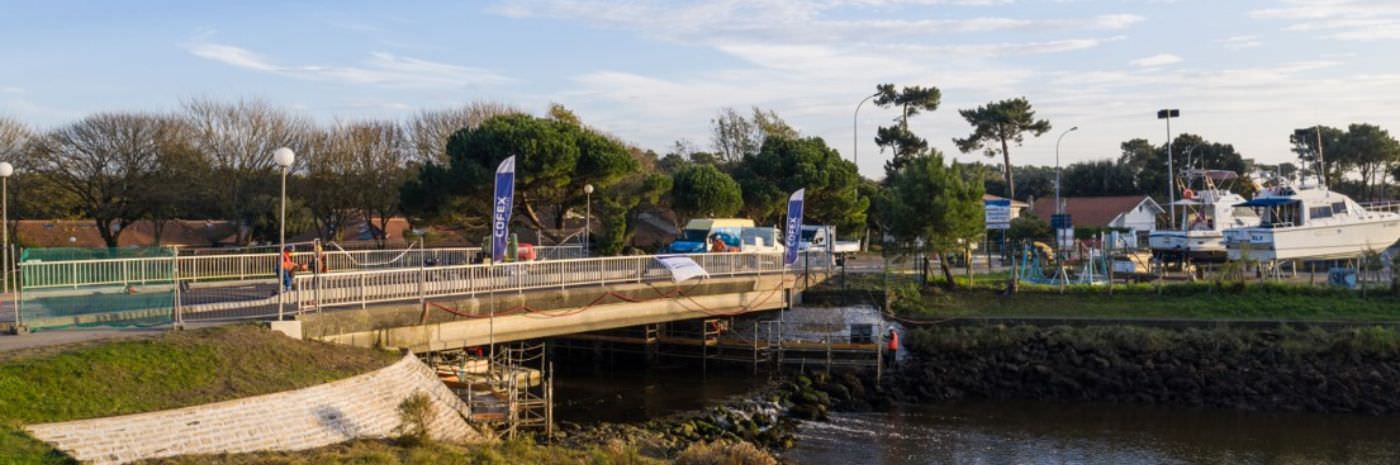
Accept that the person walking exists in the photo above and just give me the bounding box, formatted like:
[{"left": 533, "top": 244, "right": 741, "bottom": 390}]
[
  {"left": 279, "top": 247, "right": 296, "bottom": 292},
  {"left": 884, "top": 328, "right": 900, "bottom": 370}
]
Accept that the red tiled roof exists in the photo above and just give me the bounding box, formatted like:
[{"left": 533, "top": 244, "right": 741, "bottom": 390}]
[
  {"left": 14, "top": 220, "right": 239, "bottom": 248},
  {"left": 1029, "top": 196, "right": 1160, "bottom": 228}
]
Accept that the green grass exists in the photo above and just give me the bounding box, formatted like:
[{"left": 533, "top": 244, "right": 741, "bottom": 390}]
[
  {"left": 822, "top": 269, "right": 1400, "bottom": 321},
  {"left": 0, "top": 325, "right": 400, "bottom": 465},
  {"left": 888, "top": 283, "right": 1400, "bottom": 321}
]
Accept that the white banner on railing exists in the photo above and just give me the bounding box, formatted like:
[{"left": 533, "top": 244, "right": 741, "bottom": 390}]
[{"left": 654, "top": 256, "right": 709, "bottom": 283}]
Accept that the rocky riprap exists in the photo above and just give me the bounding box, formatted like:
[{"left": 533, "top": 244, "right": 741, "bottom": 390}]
[
  {"left": 896, "top": 324, "right": 1400, "bottom": 414},
  {"left": 557, "top": 370, "right": 888, "bottom": 454}
]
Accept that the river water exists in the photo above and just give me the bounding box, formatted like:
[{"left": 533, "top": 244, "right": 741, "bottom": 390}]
[
  {"left": 786, "top": 401, "right": 1400, "bottom": 465},
  {"left": 549, "top": 304, "right": 1400, "bottom": 465}
]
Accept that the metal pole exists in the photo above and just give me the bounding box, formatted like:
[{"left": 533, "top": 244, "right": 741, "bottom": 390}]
[
  {"left": 1165, "top": 115, "right": 1176, "bottom": 229},
  {"left": 277, "top": 167, "right": 287, "bottom": 321},
  {"left": 584, "top": 191, "right": 591, "bottom": 257},
  {"left": 2, "top": 176, "right": 8, "bottom": 328},
  {"left": 1316, "top": 125, "right": 1326, "bottom": 189},
  {"left": 855, "top": 92, "right": 877, "bottom": 252}
]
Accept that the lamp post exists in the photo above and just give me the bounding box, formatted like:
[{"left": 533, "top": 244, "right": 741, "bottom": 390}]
[
  {"left": 1157, "top": 109, "right": 1181, "bottom": 229},
  {"left": 1054, "top": 126, "right": 1079, "bottom": 215},
  {"left": 853, "top": 92, "right": 880, "bottom": 170},
  {"left": 583, "top": 184, "right": 594, "bottom": 257},
  {"left": 0, "top": 162, "right": 12, "bottom": 330},
  {"left": 273, "top": 147, "right": 295, "bottom": 321}
]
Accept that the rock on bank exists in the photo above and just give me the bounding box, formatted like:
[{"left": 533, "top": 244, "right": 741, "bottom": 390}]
[{"left": 898, "top": 325, "right": 1400, "bottom": 414}]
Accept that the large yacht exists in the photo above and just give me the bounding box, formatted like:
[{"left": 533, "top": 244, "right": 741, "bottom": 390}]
[
  {"left": 1149, "top": 170, "right": 1255, "bottom": 262},
  {"left": 1224, "top": 183, "right": 1400, "bottom": 261}
]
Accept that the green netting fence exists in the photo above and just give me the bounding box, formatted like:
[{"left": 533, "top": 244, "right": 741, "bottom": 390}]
[{"left": 17, "top": 247, "right": 177, "bottom": 331}]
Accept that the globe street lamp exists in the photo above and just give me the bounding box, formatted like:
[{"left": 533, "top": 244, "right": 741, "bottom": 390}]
[
  {"left": 583, "top": 184, "right": 594, "bottom": 257},
  {"left": 273, "top": 147, "right": 295, "bottom": 320}
]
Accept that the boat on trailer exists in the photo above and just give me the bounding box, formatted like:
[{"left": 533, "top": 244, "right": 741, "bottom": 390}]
[
  {"left": 1223, "top": 182, "right": 1400, "bottom": 261},
  {"left": 1149, "top": 170, "right": 1255, "bottom": 262}
]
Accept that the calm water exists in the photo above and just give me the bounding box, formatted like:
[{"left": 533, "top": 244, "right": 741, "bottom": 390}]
[{"left": 786, "top": 401, "right": 1400, "bottom": 465}]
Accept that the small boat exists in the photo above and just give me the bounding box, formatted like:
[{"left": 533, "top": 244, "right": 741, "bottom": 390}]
[
  {"left": 1224, "top": 182, "right": 1400, "bottom": 261},
  {"left": 1149, "top": 170, "right": 1255, "bottom": 262}
]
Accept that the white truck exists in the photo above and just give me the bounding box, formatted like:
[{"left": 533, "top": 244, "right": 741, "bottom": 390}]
[{"left": 799, "top": 225, "right": 860, "bottom": 254}]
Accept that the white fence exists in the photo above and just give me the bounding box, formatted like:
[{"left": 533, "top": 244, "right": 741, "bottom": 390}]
[{"left": 293, "top": 252, "right": 797, "bottom": 313}]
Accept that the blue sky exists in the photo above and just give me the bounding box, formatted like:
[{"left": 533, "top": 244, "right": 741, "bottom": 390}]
[{"left": 2, "top": 0, "right": 1399, "bottom": 177}]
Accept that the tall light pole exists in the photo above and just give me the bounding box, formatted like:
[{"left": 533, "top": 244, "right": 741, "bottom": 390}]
[
  {"left": 273, "top": 147, "right": 295, "bottom": 321},
  {"left": 583, "top": 184, "right": 594, "bottom": 257},
  {"left": 1054, "top": 126, "right": 1079, "bottom": 215},
  {"left": 1157, "top": 109, "right": 1181, "bottom": 229},
  {"left": 0, "top": 162, "right": 12, "bottom": 331},
  {"left": 853, "top": 92, "right": 880, "bottom": 171}
]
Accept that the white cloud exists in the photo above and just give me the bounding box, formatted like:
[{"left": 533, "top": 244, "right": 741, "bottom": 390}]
[
  {"left": 0, "top": 87, "right": 24, "bottom": 94},
  {"left": 1252, "top": 0, "right": 1400, "bottom": 41},
  {"left": 185, "top": 42, "right": 512, "bottom": 88},
  {"left": 1130, "top": 54, "right": 1182, "bottom": 67},
  {"left": 1220, "top": 35, "right": 1262, "bottom": 50}
]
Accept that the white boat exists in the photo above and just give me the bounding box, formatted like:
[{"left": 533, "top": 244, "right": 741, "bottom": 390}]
[
  {"left": 1224, "top": 183, "right": 1400, "bottom": 261},
  {"left": 1149, "top": 170, "right": 1256, "bottom": 262}
]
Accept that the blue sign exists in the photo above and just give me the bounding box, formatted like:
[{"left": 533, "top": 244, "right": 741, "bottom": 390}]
[
  {"left": 1051, "top": 213, "right": 1073, "bottom": 230},
  {"left": 984, "top": 199, "right": 1011, "bottom": 230},
  {"left": 783, "top": 189, "right": 805, "bottom": 266},
  {"left": 491, "top": 156, "right": 516, "bottom": 263}
]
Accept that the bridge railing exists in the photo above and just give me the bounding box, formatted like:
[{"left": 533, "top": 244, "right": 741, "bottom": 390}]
[
  {"left": 18, "top": 246, "right": 573, "bottom": 289},
  {"left": 293, "top": 252, "right": 796, "bottom": 312}
]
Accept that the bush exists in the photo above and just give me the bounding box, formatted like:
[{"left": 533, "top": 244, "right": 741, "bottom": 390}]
[
  {"left": 674, "top": 440, "right": 776, "bottom": 465},
  {"left": 395, "top": 392, "right": 435, "bottom": 446}
]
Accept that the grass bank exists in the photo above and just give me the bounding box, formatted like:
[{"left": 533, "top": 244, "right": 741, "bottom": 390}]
[
  {"left": 823, "top": 271, "right": 1400, "bottom": 321},
  {"left": 0, "top": 325, "right": 400, "bottom": 465}
]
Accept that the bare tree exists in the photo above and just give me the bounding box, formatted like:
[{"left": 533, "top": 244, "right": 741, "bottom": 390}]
[
  {"left": 301, "top": 128, "right": 356, "bottom": 242},
  {"left": 0, "top": 116, "right": 30, "bottom": 162},
  {"left": 407, "top": 102, "right": 520, "bottom": 165},
  {"left": 29, "top": 113, "right": 180, "bottom": 247},
  {"left": 710, "top": 107, "right": 798, "bottom": 163},
  {"left": 342, "top": 120, "right": 411, "bottom": 247},
  {"left": 182, "top": 98, "right": 314, "bottom": 243}
]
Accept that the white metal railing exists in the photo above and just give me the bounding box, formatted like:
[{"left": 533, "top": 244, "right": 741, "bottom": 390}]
[
  {"left": 19, "top": 247, "right": 478, "bottom": 289},
  {"left": 293, "top": 252, "right": 802, "bottom": 312},
  {"left": 17, "top": 245, "right": 607, "bottom": 290}
]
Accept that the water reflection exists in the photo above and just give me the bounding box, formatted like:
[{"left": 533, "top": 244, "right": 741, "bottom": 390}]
[{"left": 787, "top": 401, "right": 1400, "bottom": 465}]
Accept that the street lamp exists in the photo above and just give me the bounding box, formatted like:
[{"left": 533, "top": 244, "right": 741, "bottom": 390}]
[
  {"left": 583, "top": 184, "right": 594, "bottom": 257},
  {"left": 0, "top": 162, "right": 12, "bottom": 331},
  {"left": 1157, "top": 109, "right": 1181, "bottom": 229},
  {"left": 273, "top": 147, "right": 295, "bottom": 321},
  {"left": 1054, "top": 126, "right": 1079, "bottom": 215},
  {"left": 853, "top": 92, "right": 880, "bottom": 171}
]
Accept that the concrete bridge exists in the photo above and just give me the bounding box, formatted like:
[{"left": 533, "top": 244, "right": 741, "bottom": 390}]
[{"left": 290, "top": 272, "right": 818, "bottom": 352}]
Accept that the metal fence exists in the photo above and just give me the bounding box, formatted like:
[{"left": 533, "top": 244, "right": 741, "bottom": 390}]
[{"left": 18, "top": 246, "right": 587, "bottom": 289}]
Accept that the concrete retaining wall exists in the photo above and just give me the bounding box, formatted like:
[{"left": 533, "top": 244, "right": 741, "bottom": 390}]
[{"left": 27, "top": 353, "right": 483, "bottom": 465}]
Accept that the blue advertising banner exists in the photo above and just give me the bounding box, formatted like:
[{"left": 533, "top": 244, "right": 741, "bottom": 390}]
[
  {"left": 491, "top": 156, "right": 516, "bottom": 263},
  {"left": 783, "top": 188, "right": 805, "bottom": 266}
]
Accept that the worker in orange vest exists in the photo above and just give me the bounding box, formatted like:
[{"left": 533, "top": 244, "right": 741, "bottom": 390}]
[
  {"left": 280, "top": 247, "right": 296, "bottom": 291},
  {"left": 885, "top": 328, "right": 899, "bottom": 369}
]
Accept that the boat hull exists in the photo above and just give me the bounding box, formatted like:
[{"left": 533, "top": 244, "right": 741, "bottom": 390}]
[
  {"left": 1225, "top": 218, "right": 1400, "bottom": 261},
  {"left": 1149, "top": 231, "right": 1228, "bottom": 262}
]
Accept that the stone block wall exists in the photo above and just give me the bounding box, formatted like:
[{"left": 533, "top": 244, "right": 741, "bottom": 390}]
[{"left": 27, "top": 353, "right": 483, "bottom": 465}]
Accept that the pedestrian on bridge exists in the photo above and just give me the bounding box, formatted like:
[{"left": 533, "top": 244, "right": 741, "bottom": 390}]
[
  {"left": 884, "top": 328, "right": 900, "bottom": 370},
  {"left": 280, "top": 247, "right": 296, "bottom": 292}
]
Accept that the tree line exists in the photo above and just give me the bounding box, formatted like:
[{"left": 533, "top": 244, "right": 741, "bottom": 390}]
[{"left": 1, "top": 88, "right": 1396, "bottom": 271}]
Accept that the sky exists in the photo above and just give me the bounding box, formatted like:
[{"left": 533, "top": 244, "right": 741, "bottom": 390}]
[{"left": 2, "top": 0, "right": 1399, "bottom": 178}]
